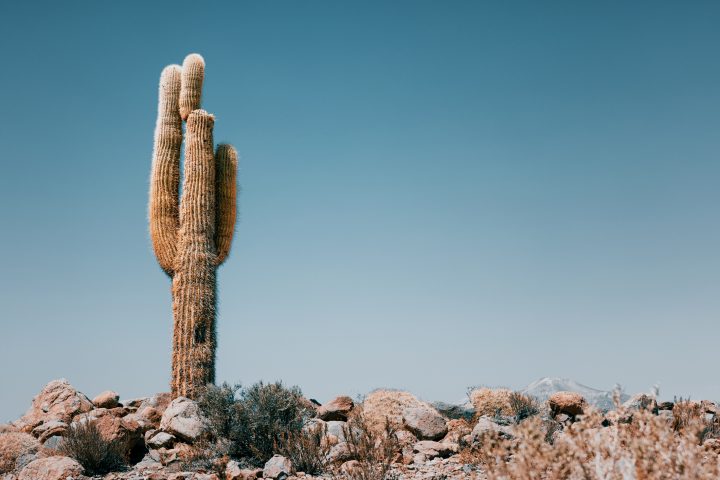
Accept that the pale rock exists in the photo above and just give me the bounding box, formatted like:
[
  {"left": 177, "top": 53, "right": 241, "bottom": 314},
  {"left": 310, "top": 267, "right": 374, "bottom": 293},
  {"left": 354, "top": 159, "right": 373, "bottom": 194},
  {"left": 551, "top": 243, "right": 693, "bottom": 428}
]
[
  {"left": 160, "top": 397, "right": 207, "bottom": 442},
  {"left": 470, "top": 416, "right": 514, "bottom": 443},
  {"left": 403, "top": 407, "right": 448, "bottom": 441},
  {"left": 263, "top": 454, "right": 293, "bottom": 480},
  {"left": 147, "top": 431, "right": 176, "bottom": 449}
]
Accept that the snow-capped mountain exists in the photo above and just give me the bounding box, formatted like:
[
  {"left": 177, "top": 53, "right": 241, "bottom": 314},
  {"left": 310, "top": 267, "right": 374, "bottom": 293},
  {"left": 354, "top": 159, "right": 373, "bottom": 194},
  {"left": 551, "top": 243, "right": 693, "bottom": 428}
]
[{"left": 522, "top": 377, "right": 629, "bottom": 411}]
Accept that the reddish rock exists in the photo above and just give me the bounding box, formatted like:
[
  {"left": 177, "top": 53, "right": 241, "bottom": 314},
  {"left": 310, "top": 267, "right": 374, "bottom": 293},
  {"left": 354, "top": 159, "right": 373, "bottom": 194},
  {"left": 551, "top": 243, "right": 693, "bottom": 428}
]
[
  {"left": 0, "top": 432, "right": 40, "bottom": 473},
  {"left": 17, "top": 456, "right": 82, "bottom": 480},
  {"left": 317, "top": 396, "right": 354, "bottom": 421},
  {"left": 548, "top": 391, "right": 587, "bottom": 417},
  {"left": 92, "top": 390, "right": 120, "bottom": 409}
]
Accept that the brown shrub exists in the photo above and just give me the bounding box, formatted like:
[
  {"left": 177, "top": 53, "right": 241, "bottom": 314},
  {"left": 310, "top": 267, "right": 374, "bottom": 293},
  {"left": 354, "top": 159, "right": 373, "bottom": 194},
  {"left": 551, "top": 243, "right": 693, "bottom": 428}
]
[
  {"left": 0, "top": 432, "right": 40, "bottom": 473},
  {"left": 468, "top": 388, "right": 514, "bottom": 417},
  {"left": 59, "top": 418, "right": 127, "bottom": 476},
  {"left": 462, "top": 408, "right": 720, "bottom": 479},
  {"left": 277, "top": 421, "right": 331, "bottom": 475},
  {"left": 337, "top": 407, "right": 400, "bottom": 480}
]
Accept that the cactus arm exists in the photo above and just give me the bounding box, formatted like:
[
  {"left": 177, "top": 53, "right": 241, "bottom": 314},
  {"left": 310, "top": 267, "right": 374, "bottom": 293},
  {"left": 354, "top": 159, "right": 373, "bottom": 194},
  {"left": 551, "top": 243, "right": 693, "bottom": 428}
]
[
  {"left": 179, "top": 54, "right": 205, "bottom": 121},
  {"left": 149, "top": 65, "right": 183, "bottom": 276},
  {"left": 214, "top": 144, "right": 238, "bottom": 266},
  {"left": 171, "top": 109, "right": 218, "bottom": 398}
]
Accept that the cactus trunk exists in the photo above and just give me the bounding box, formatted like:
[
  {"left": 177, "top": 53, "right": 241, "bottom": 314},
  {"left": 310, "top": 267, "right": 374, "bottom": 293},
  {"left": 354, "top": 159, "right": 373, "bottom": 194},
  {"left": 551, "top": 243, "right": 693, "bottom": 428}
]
[{"left": 149, "top": 55, "right": 237, "bottom": 398}]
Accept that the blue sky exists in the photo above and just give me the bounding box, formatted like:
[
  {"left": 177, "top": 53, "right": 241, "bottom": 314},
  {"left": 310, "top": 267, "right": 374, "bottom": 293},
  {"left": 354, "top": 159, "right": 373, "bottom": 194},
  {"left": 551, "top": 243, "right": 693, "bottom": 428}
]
[{"left": 1, "top": 1, "right": 718, "bottom": 420}]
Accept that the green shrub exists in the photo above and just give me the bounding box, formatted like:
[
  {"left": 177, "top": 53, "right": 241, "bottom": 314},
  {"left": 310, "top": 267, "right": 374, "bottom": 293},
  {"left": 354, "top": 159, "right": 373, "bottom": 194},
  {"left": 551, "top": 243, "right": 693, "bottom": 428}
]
[{"left": 198, "top": 381, "right": 313, "bottom": 466}]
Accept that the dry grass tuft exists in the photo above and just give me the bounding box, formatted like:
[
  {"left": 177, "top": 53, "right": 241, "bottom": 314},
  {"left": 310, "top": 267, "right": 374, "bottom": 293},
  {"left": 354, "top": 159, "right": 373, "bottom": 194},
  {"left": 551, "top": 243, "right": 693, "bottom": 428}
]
[
  {"left": 469, "top": 387, "right": 514, "bottom": 417},
  {"left": 337, "top": 407, "right": 401, "bottom": 480},
  {"left": 277, "top": 421, "right": 331, "bottom": 475},
  {"left": 461, "top": 407, "right": 720, "bottom": 479}
]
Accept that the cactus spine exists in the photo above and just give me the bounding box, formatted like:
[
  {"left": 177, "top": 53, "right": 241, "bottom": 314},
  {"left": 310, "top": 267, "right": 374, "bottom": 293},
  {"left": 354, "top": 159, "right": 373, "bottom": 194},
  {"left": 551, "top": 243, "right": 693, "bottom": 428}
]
[{"left": 149, "top": 54, "right": 238, "bottom": 399}]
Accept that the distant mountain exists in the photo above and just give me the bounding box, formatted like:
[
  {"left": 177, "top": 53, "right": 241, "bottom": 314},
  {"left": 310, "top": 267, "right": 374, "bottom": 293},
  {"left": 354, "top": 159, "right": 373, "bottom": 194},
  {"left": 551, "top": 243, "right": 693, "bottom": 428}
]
[{"left": 522, "top": 377, "right": 629, "bottom": 411}]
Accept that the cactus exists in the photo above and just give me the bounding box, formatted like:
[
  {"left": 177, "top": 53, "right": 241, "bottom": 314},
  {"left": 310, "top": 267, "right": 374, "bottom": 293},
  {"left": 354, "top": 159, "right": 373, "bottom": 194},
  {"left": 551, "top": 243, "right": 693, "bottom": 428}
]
[{"left": 149, "top": 54, "right": 238, "bottom": 399}]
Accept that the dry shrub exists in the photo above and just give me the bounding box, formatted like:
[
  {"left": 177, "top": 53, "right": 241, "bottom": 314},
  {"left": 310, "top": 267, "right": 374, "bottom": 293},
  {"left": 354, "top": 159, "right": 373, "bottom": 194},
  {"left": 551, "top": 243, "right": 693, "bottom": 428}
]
[
  {"left": 508, "top": 392, "right": 541, "bottom": 424},
  {"left": 361, "top": 389, "right": 427, "bottom": 435},
  {"left": 277, "top": 421, "right": 331, "bottom": 475},
  {"left": 59, "top": 419, "right": 127, "bottom": 476},
  {"left": 337, "top": 407, "right": 400, "bottom": 480},
  {"left": 0, "top": 432, "right": 40, "bottom": 473},
  {"left": 469, "top": 387, "right": 514, "bottom": 417},
  {"left": 464, "top": 408, "right": 720, "bottom": 479}
]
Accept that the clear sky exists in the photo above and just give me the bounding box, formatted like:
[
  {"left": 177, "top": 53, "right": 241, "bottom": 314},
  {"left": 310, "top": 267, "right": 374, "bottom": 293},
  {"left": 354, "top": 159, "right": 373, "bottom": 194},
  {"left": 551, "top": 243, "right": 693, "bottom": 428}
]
[{"left": 1, "top": 1, "right": 718, "bottom": 421}]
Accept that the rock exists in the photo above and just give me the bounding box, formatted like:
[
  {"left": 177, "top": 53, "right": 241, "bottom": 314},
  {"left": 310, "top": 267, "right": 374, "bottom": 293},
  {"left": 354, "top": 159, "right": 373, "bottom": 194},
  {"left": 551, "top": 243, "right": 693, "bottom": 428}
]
[
  {"left": 548, "top": 391, "right": 587, "bottom": 417},
  {"left": 431, "top": 401, "right": 475, "bottom": 421},
  {"left": 13, "top": 379, "right": 93, "bottom": 433},
  {"left": 327, "top": 442, "right": 353, "bottom": 463},
  {"left": 704, "top": 438, "right": 720, "bottom": 454},
  {"left": 0, "top": 432, "right": 40, "bottom": 474},
  {"left": 468, "top": 388, "right": 515, "bottom": 417},
  {"left": 412, "top": 440, "right": 458, "bottom": 459},
  {"left": 470, "top": 416, "right": 513, "bottom": 443},
  {"left": 31, "top": 421, "right": 68, "bottom": 444},
  {"left": 317, "top": 396, "right": 354, "bottom": 421},
  {"left": 17, "top": 456, "right": 82, "bottom": 480},
  {"left": 13, "top": 453, "right": 37, "bottom": 472},
  {"left": 403, "top": 407, "right": 448, "bottom": 441},
  {"left": 442, "top": 419, "right": 472, "bottom": 444},
  {"left": 262, "top": 454, "right": 293, "bottom": 480},
  {"left": 159, "top": 397, "right": 207, "bottom": 442},
  {"left": 622, "top": 394, "right": 658, "bottom": 414},
  {"left": 147, "top": 431, "right": 176, "bottom": 449},
  {"left": 340, "top": 460, "right": 362, "bottom": 476},
  {"left": 701, "top": 400, "right": 719, "bottom": 415},
  {"left": 93, "top": 390, "right": 120, "bottom": 409},
  {"left": 226, "top": 460, "right": 262, "bottom": 480},
  {"left": 658, "top": 401, "right": 674, "bottom": 411},
  {"left": 362, "top": 389, "right": 429, "bottom": 434},
  {"left": 70, "top": 410, "right": 143, "bottom": 460}
]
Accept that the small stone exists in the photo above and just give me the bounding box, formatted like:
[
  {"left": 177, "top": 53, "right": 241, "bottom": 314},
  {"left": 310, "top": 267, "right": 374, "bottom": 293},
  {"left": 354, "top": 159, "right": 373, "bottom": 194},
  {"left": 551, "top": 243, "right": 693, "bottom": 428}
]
[
  {"left": 431, "top": 401, "right": 475, "bottom": 421},
  {"left": 622, "top": 394, "right": 658, "bottom": 414},
  {"left": 93, "top": 390, "right": 120, "bottom": 409}
]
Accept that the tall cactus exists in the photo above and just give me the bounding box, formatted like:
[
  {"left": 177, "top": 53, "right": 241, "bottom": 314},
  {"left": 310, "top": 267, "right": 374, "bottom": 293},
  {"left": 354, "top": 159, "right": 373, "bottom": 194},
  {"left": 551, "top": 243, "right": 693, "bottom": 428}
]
[{"left": 149, "top": 54, "right": 238, "bottom": 399}]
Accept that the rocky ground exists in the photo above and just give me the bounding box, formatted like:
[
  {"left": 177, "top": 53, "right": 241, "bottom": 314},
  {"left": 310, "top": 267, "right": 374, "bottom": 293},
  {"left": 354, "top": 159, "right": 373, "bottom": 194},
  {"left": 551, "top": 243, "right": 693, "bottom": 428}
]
[{"left": 1, "top": 379, "right": 718, "bottom": 480}]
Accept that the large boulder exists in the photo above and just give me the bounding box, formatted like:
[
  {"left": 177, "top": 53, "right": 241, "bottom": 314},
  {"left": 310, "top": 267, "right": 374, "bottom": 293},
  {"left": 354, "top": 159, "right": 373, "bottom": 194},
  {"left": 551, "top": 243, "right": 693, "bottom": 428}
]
[
  {"left": 31, "top": 421, "right": 68, "bottom": 444},
  {"left": 402, "top": 407, "right": 448, "bottom": 441},
  {"left": 92, "top": 390, "right": 120, "bottom": 409},
  {"left": 468, "top": 388, "right": 514, "bottom": 417},
  {"left": 13, "top": 379, "right": 93, "bottom": 433},
  {"left": 317, "top": 396, "right": 354, "bottom": 421},
  {"left": 17, "top": 456, "right": 82, "bottom": 480},
  {"left": 362, "top": 389, "right": 429, "bottom": 434},
  {"left": 263, "top": 454, "right": 293, "bottom": 480},
  {"left": 0, "top": 432, "right": 40, "bottom": 473},
  {"left": 159, "top": 397, "right": 207, "bottom": 442},
  {"left": 548, "top": 391, "right": 587, "bottom": 417}
]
